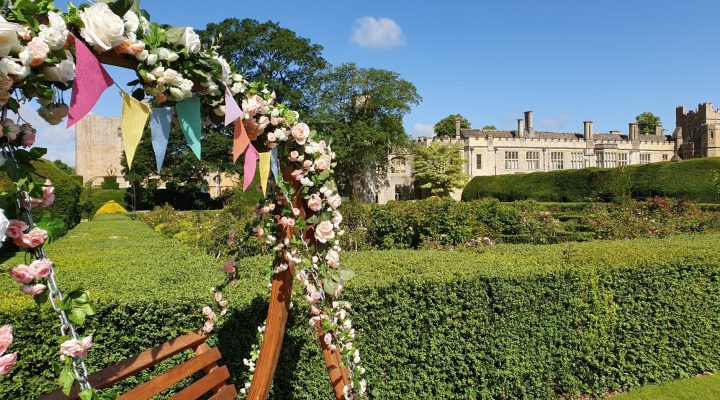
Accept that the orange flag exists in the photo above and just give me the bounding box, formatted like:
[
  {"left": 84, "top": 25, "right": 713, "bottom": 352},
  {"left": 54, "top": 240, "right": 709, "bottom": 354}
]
[{"left": 233, "top": 119, "right": 250, "bottom": 163}]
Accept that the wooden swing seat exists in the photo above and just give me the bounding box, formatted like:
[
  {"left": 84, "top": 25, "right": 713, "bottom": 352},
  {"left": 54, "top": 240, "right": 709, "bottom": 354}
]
[{"left": 39, "top": 332, "right": 237, "bottom": 400}]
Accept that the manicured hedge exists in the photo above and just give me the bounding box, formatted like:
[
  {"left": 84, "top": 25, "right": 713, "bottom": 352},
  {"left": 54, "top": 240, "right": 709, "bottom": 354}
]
[
  {"left": 462, "top": 157, "right": 720, "bottom": 202},
  {"left": 2, "top": 216, "right": 720, "bottom": 398},
  {"left": 0, "top": 159, "right": 82, "bottom": 238}
]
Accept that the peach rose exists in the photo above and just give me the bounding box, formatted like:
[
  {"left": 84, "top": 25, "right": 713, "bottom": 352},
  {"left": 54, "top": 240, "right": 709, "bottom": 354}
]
[
  {"left": 20, "top": 283, "right": 46, "bottom": 296},
  {"left": 60, "top": 336, "right": 92, "bottom": 359},
  {"left": 326, "top": 249, "right": 340, "bottom": 268},
  {"left": 20, "top": 130, "right": 35, "bottom": 147},
  {"left": 307, "top": 194, "right": 322, "bottom": 212},
  {"left": 327, "top": 194, "right": 342, "bottom": 209},
  {"left": 25, "top": 37, "right": 50, "bottom": 67},
  {"left": 30, "top": 258, "right": 52, "bottom": 279},
  {"left": 0, "top": 325, "right": 12, "bottom": 355},
  {"left": 22, "top": 228, "right": 48, "bottom": 248},
  {"left": 314, "top": 220, "right": 336, "bottom": 244},
  {"left": 9, "top": 264, "right": 34, "bottom": 283},
  {"left": 291, "top": 123, "right": 310, "bottom": 145},
  {"left": 314, "top": 154, "right": 332, "bottom": 171},
  {"left": 41, "top": 186, "right": 55, "bottom": 208},
  {"left": 5, "top": 219, "right": 27, "bottom": 239},
  {"left": 0, "top": 352, "right": 16, "bottom": 376}
]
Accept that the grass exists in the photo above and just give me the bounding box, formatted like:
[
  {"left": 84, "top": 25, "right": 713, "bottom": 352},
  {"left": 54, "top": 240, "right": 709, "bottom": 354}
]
[{"left": 610, "top": 374, "right": 720, "bottom": 400}]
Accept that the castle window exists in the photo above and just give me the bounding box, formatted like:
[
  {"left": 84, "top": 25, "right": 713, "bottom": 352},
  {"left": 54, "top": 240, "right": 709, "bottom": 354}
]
[
  {"left": 618, "top": 153, "right": 628, "bottom": 166},
  {"left": 640, "top": 153, "right": 651, "bottom": 164},
  {"left": 476, "top": 154, "right": 482, "bottom": 169},
  {"left": 604, "top": 153, "right": 617, "bottom": 168},
  {"left": 571, "top": 152, "right": 584, "bottom": 169},
  {"left": 662, "top": 154, "right": 668, "bottom": 161},
  {"left": 526, "top": 151, "right": 540, "bottom": 170},
  {"left": 504, "top": 151, "right": 519, "bottom": 170},
  {"left": 550, "top": 152, "right": 564, "bottom": 170},
  {"left": 596, "top": 153, "right": 604, "bottom": 168},
  {"left": 390, "top": 157, "right": 406, "bottom": 173}
]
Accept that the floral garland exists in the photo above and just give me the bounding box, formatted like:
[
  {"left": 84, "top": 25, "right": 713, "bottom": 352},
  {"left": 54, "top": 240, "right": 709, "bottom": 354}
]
[{"left": 0, "top": 1, "right": 366, "bottom": 399}]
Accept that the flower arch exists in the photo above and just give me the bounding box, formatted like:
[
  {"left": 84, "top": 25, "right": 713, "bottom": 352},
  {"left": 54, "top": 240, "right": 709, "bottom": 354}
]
[{"left": 0, "top": 1, "right": 366, "bottom": 399}]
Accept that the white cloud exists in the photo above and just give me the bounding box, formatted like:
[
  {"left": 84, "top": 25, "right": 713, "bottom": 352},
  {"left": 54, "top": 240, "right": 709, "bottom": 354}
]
[
  {"left": 11, "top": 102, "right": 76, "bottom": 166},
  {"left": 351, "top": 17, "right": 406, "bottom": 49},
  {"left": 412, "top": 123, "right": 434, "bottom": 137}
]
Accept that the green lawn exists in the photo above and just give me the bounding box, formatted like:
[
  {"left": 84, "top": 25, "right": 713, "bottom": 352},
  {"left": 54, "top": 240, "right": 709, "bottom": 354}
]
[{"left": 611, "top": 374, "right": 720, "bottom": 400}]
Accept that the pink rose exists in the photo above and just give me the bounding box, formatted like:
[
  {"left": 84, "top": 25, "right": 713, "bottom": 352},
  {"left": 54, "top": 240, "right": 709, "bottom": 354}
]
[
  {"left": 326, "top": 249, "right": 340, "bottom": 268},
  {"left": 0, "top": 325, "right": 12, "bottom": 355},
  {"left": 9, "top": 264, "right": 34, "bottom": 283},
  {"left": 20, "top": 283, "right": 46, "bottom": 296},
  {"left": 30, "top": 258, "right": 52, "bottom": 279},
  {"left": 9, "top": 220, "right": 27, "bottom": 233},
  {"left": 291, "top": 123, "right": 310, "bottom": 145},
  {"left": 307, "top": 194, "right": 323, "bottom": 212},
  {"left": 41, "top": 186, "right": 55, "bottom": 208},
  {"left": 326, "top": 194, "right": 342, "bottom": 209},
  {"left": 314, "top": 154, "right": 332, "bottom": 171},
  {"left": 20, "top": 228, "right": 48, "bottom": 248},
  {"left": 289, "top": 151, "right": 299, "bottom": 162},
  {"left": 222, "top": 259, "right": 236, "bottom": 274},
  {"left": 241, "top": 94, "right": 264, "bottom": 116},
  {"left": 60, "top": 336, "right": 92, "bottom": 359},
  {"left": 26, "top": 36, "right": 50, "bottom": 67},
  {"left": 0, "top": 352, "right": 17, "bottom": 376},
  {"left": 314, "top": 220, "right": 336, "bottom": 244},
  {"left": 20, "top": 131, "right": 35, "bottom": 147}
]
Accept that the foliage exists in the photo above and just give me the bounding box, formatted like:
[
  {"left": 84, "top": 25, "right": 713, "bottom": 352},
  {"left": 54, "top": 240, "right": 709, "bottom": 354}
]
[
  {"left": 95, "top": 201, "right": 128, "bottom": 215},
  {"left": 611, "top": 374, "right": 720, "bottom": 400},
  {"left": 80, "top": 185, "right": 127, "bottom": 218},
  {"left": 636, "top": 112, "right": 662, "bottom": 135},
  {"left": 308, "top": 63, "right": 421, "bottom": 199},
  {"left": 463, "top": 157, "right": 720, "bottom": 203},
  {"left": 3, "top": 216, "right": 720, "bottom": 399},
  {"left": 433, "top": 114, "right": 470, "bottom": 138},
  {"left": 100, "top": 176, "right": 120, "bottom": 190},
  {"left": 199, "top": 18, "right": 328, "bottom": 112},
  {"left": 481, "top": 124, "right": 497, "bottom": 130},
  {"left": 52, "top": 160, "right": 75, "bottom": 176},
  {"left": 411, "top": 142, "right": 467, "bottom": 197}
]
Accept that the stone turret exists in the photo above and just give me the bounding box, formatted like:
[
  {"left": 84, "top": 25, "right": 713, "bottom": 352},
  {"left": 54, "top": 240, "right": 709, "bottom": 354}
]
[{"left": 655, "top": 124, "right": 663, "bottom": 136}]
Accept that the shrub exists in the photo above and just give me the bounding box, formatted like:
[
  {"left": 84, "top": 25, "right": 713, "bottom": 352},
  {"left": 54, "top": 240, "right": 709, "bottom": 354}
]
[
  {"left": 100, "top": 176, "right": 120, "bottom": 190},
  {"left": 80, "top": 184, "right": 128, "bottom": 218},
  {"left": 95, "top": 200, "right": 128, "bottom": 215},
  {"left": 1, "top": 216, "right": 720, "bottom": 398},
  {"left": 462, "top": 157, "right": 720, "bottom": 203}
]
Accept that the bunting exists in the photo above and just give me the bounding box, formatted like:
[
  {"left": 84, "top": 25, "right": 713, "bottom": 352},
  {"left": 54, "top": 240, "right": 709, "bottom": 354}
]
[
  {"left": 149, "top": 107, "right": 174, "bottom": 172},
  {"left": 120, "top": 92, "right": 150, "bottom": 168},
  {"left": 224, "top": 86, "right": 243, "bottom": 125},
  {"left": 259, "top": 152, "right": 271, "bottom": 195},
  {"left": 67, "top": 40, "right": 114, "bottom": 128},
  {"left": 175, "top": 97, "right": 202, "bottom": 160},
  {"left": 270, "top": 147, "right": 280, "bottom": 181},
  {"left": 243, "top": 142, "right": 259, "bottom": 192},
  {"left": 233, "top": 119, "right": 250, "bottom": 163}
]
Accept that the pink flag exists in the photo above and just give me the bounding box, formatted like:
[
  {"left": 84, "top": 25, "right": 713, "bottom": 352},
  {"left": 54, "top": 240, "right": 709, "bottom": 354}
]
[
  {"left": 243, "top": 142, "right": 259, "bottom": 191},
  {"left": 224, "top": 86, "right": 243, "bottom": 125},
  {"left": 67, "top": 40, "right": 114, "bottom": 128}
]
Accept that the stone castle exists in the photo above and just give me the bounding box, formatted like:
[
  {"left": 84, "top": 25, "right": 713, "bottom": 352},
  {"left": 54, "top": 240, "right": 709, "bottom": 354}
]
[{"left": 374, "top": 103, "right": 719, "bottom": 203}]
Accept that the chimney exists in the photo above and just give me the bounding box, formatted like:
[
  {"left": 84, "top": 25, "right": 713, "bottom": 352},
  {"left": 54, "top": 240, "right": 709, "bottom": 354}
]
[
  {"left": 524, "top": 111, "right": 533, "bottom": 136},
  {"left": 583, "top": 120, "right": 593, "bottom": 140},
  {"left": 655, "top": 124, "right": 663, "bottom": 136},
  {"left": 517, "top": 118, "right": 524, "bottom": 138},
  {"left": 454, "top": 117, "right": 461, "bottom": 138},
  {"left": 629, "top": 122, "right": 639, "bottom": 141}
]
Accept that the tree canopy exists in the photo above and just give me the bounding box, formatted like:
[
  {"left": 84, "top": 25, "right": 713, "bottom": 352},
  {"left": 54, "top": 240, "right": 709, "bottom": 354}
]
[
  {"left": 434, "top": 114, "right": 470, "bottom": 138},
  {"left": 412, "top": 142, "right": 467, "bottom": 197},
  {"left": 309, "top": 63, "right": 421, "bottom": 199},
  {"left": 481, "top": 125, "right": 497, "bottom": 130},
  {"left": 636, "top": 112, "right": 661, "bottom": 135},
  {"left": 199, "top": 18, "right": 328, "bottom": 112}
]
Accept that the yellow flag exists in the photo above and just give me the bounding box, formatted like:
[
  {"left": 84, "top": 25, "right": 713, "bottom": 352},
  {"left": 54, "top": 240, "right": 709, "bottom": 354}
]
[
  {"left": 258, "top": 152, "right": 271, "bottom": 196},
  {"left": 121, "top": 92, "right": 150, "bottom": 168}
]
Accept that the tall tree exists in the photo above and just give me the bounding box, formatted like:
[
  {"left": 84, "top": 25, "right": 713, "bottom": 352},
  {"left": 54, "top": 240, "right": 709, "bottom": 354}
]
[
  {"left": 199, "top": 18, "right": 328, "bottom": 112},
  {"left": 636, "top": 112, "right": 661, "bottom": 135},
  {"left": 52, "top": 159, "right": 75, "bottom": 175},
  {"left": 309, "top": 63, "right": 421, "bottom": 200},
  {"left": 434, "top": 114, "right": 470, "bottom": 138},
  {"left": 412, "top": 142, "right": 467, "bottom": 197}
]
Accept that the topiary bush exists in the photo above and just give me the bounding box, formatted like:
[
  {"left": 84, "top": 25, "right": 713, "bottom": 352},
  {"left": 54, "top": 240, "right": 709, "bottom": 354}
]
[
  {"left": 462, "top": 157, "right": 720, "bottom": 203},
  {"left": 1, "top": 216, "right": 720, "bottom": 399}
]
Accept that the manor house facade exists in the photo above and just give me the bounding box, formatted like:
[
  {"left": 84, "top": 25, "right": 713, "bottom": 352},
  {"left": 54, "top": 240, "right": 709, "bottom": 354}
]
[{"left": 375, "top": 103, "right": 719, "bottom": 204}]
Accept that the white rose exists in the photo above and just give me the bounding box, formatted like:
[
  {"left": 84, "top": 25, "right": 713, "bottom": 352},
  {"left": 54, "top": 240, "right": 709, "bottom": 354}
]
[
  {"left": 177, "top": 27, "right": 201, "bottom": 54},
  {"left": 314, "top": 220, "right": 336, "bottom": 244},
  {"left": 291, "top": 122, "right": 310, "bottom": 145},
  {"left": 79, "top": 3, "right": 125, "bottom": 52},
  {"left": 48, "top": 11, "right": 66, "bottom": 31},
  {"left": 162, "top": 68, "right": 182, "bottom": 85},
  {"left": 331, "top": 211, "right": 343, "bottom": 228},
  {"left": 38, "top": 25, "right": 65, "bottom": 50},
  {"left": 167, "top": 51, "right": 179, "bottom": 62},
  {"left": 0, "top": 209, "right": 8, "bottom": 243},
  {"left": 146, "top": 53, "right": 158, "bottom": 65},
  {"left": 150, "top": 66, "right": 165, "bottom": 78},
  {"left": 136, "top": 49, "right": 148, "bottom": 61},
  {"left": 327, "top": 194, "right": 342, "bottom": 209},
  {"left": 1, "top": 58, "right": 28, "bottom": 80},
  {"left": 169, "top": 87, "right": 185, "bottom": 100},
  {"left": 326, "top": 249, "right": 340, "bottom": 268},
  {"left": 217, "top": 56, "right": 231, "bottom": 83},
  {"left": 123, "top": 11, "right": 139, "bottom": 35},
  {"left": 179, "top": 79, "right": 193, "bottom": 92},
  {"left": 43, "top": 52, "right": 75, "bottom": 84},
  {"left": 0, "top": 17, "right": 23, "bottom": 57},
  {"left": 153, "top": 47, "right": 171, "bottom": 60}
]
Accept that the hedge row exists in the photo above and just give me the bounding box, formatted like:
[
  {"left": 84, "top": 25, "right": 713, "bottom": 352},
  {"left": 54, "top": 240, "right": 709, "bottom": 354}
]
[
  {"left": 2, "top": 216, "right": 720, "bottom": 398},
  {"left": 462, "top": 157, "right": 720, "bottom": 202}
]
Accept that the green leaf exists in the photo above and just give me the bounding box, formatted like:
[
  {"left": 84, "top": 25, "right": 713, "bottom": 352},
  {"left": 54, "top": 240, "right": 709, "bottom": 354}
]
[
  {"left": 59, "top": 366, "right": 76, "bottom": 395},
  {"left": 33, "top": 289, "right": 49, "bottom": 306},
  {"left": 106, "top": 0, "right": 135, "bottom": 17},
  {"left": 323, "top": 278, "right": 338, "bottom": 296},
  {"left": 336, "top": 268, "right": 356, "bottom": 281},
  {"left": 165, "top": 27, "right": 185, "bottom": 44},
  {"left": 68, "top": 307, "right": 86, "bottom": 325}
]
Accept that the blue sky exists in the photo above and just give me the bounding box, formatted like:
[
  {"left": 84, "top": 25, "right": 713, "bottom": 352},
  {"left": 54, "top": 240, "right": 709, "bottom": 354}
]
[{"left": 36, "top": 0, "right": 720, "bottom": 165}]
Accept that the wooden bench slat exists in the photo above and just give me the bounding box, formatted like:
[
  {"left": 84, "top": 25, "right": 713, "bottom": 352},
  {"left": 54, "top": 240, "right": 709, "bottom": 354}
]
[
  {"left": 39, "top": 332, "right": 207, "bottom": 400},
  {"left": 117, "top": 347, "right": 221, "bottom": 400},
  {"left": 208, "top": 384, "right": 238, "bottom": 400},
  {"left": 168, "top": 365, "right": 230, "bottom": 400}
]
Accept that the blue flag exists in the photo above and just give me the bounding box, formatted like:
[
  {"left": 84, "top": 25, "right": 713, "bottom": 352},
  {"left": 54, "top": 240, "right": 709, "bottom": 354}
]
[
  {"left": 175, "top": 97, "right": 202, "bottom": 160},
  {"left": 270, "top": 147, "right": 280, "bottom": 181},
  {"left": 150, "top": 107, "right": 174, "bottom": 172}
]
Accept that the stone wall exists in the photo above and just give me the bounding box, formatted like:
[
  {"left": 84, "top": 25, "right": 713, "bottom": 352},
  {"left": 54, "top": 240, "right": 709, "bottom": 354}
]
[{"left": 75, "top": 115, "right": 128, "bottom": 187}]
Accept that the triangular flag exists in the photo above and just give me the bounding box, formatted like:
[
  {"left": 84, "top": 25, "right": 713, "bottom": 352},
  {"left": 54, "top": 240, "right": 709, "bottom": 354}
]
[
  {"left": 150, "top": 107, "right": 174, "bottom": 172},
  {"left": 243, "top": 143, "right": 259, "bottom": 192},
  {"left": 258, "top": 152, "right": 271, "bottom": 196},
  {"left": 224, "top": 86, "right": 243, "bottom": 125},
  {"left": 67, "top": 39, "right": 114, "bottom": 128},
  {"left": 270, "top": 147, "right": 280, "bottom": 181},
  {"left": 175, "top": 97, "right": 202, "bottom": 160},
  {"left": 233, "top": 119, "right": 250, "bottom": 163},
  {"left": 120, "top": 92, "right": 150, "bottom": 169}
]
